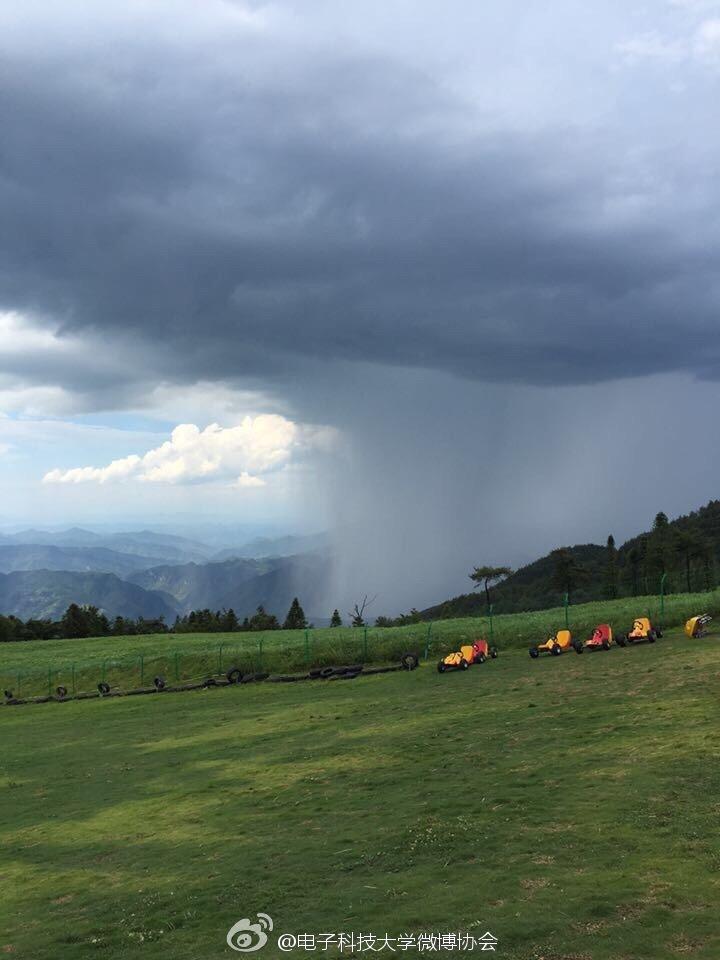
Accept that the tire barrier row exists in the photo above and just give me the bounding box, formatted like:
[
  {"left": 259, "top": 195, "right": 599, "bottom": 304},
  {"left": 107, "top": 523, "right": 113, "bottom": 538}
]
[{"left": 0, "top": 653, "right": 420, "bottom": 708}]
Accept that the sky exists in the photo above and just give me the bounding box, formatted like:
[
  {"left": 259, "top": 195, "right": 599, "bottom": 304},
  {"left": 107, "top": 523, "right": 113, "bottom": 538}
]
[{"left": 2, "top": 0, "right": 720, "bottom": 610}]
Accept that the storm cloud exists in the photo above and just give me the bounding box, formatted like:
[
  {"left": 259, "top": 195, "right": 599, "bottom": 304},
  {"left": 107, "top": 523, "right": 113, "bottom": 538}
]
[
  {"left": 3, "top": 0, "right": 720, "bottom": 405},
  {"left": 2, "top": 1, "right": 720, "bottom": 611}
]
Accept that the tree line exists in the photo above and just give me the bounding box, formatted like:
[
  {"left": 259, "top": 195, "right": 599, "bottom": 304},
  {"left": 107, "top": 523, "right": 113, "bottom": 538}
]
[{"left": 0, "top": 597, "right": 330, "bottom": 642}]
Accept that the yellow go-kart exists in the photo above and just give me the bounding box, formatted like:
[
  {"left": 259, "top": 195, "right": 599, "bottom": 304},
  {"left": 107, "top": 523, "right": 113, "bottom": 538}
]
[
  {"left": 437, "top": 640, "right": 498, "bottom": 673},
  {"left": 529, "top": 629, "right": 577, "bottom": 658},
  {"left": 685, "top": 615, "right": 712, "bottom": 638},
  {"left": 619, "top": 617, "right": 661, "bottom": 645}
]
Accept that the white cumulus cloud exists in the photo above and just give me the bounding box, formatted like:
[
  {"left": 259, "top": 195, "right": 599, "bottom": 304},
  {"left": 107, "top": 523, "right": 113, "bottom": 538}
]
[{"left": 43, "top": 415, "right": 335, "bottom": 487}]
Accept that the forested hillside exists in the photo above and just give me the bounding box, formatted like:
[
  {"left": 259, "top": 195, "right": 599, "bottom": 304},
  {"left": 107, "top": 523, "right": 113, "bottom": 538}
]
[{"left": 420, "top": 499, "right": 720, "bottom": 620}]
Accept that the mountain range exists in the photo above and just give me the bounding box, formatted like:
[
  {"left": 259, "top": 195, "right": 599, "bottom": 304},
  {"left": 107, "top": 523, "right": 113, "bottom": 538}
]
[
  {"left": 0, "top": 527, "right": 331, "bottom": 622},
  {"left": 3, "top": 500, "right": 720, "bottom": 625}
]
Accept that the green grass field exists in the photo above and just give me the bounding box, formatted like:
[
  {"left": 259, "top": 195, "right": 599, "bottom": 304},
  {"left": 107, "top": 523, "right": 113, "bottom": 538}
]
[
  {"left": 2, "top": 628, "right": 720, "bottom": 959},
  {"left": 3, "top": 589, "right": 720, "bottom": 700}
]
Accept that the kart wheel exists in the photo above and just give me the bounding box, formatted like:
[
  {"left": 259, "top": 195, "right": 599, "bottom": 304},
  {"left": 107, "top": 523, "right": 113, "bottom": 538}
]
[
  {"left": 460, "top": 658, "right": 469, "bottom": 670},
  {"left": 490, "top": 647, "right": 498, "bottom": 658},
  {"left": 401, "top": 652, "right": 419, "bottom": 671},
  {"left": 602, "top": 640, "right": 610, "bottom": 651},
  {"left": 574, "top": 642, "right": 583, "bottom": 654},
  {"left": 437, "top": 661, "right": 447, "bottom": 673},
  {"left": 648, "top": 631, "right": 656, "bottom": 643},
  {"left": 476, "top": 654, "right": 486, "bottom": 664},
  {"left": 616, "top": 636, "right": 626, "bottom": 647},
  {"left": 551, "top": 643, "right": 562, "bottom": 656},
  {"left": 656, "top": 629, "right": 663, "bottom": 639},
  {"left": 226, "top": 667, "right": 243, "bottom": 684},
  {"left": 529, "top": 647, "right": 539, "bottom": 659}
]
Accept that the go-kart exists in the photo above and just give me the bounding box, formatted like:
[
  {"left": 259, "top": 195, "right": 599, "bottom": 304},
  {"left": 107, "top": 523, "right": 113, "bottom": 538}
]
[
  {"left": 437, "top": 639, "right": 498, "bottom": 673},
  {"left": 685, "top": 614, "right": 712, "bottom": 638},
  {"left": 579, "top": 623, "right": 625, "bottom": 652},
  {"left": 618, "top": 617, "right": 661, "bottom": 645},
  {"left": 471, "top": 638, "right": 499, "bottom": 663},
  {"left": 529, "top": 629, "right": 575, "bottom": 658}
]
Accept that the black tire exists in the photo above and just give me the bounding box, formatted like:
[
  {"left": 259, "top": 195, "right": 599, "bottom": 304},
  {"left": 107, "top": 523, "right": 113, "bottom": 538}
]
[
  {"left": 655, "top": 629, "right": 663, "bottom": 639},
  {"left": 56, "top": 685, "right": 68, "bottom": 698},
  {"left": 490, "top": 647, "right": 498, "bottom": 659},
  {"left": 551, "top": 643, "right": 562, "bottom": 656},
  {"left": 648, "top": 631, "right": 656, "bottom": 643},
  {"left": 97, "top": 681, "right": 110, "bottom": 695},
  {"left": 203, "top": 677, "right": 218, "bottom": 688},
  {"left": 319, "top": 666, "right": 335, "bottom": 679},
  {"left": 226, "top": 667, "right": 243, "bottom": 684},
  {"left": 529, "top": 647, "right": 539, "bottom": 659},
  {"left": 4, "top": 689, "right": 14, "bottom": 701},
  {"left": 601, "top": 640, "right": 610, "bottom": 651},
  {"left": 437, "top": 661, "right": 447, "bottom": 673},
  {"left": 616, "top": 635, "right": 626, "bottom": 647},
  {"left": 401, "top": 652, "right": 419, "bottom": 671},
  {"left": 574, "top": 642, "right": 583, "bottom": 654},
  {"left": 252, "top": 671, "right": 269, "bottom": 682},
  {"left": 476, "top": 654, "right": 486, "bottom": 664},
  {"left": 308, "top": 668, "right": 323, "bottom": 679},
  {"left": 153, "top": 675, "right": 166, "bottom": 691},
  {"left": 460, "top": 658, "right": 469, "bottom": 671}
]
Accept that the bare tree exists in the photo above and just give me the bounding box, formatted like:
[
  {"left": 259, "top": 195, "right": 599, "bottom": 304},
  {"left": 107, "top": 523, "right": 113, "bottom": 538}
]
[{"left": 348, "top": 594, "right": 377, "bottom": 627}]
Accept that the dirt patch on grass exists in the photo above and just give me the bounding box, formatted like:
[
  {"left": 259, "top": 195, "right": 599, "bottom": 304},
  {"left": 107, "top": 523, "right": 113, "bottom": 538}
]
[{"left": 667, "top": 933, "right": 707, "bottom": 954}]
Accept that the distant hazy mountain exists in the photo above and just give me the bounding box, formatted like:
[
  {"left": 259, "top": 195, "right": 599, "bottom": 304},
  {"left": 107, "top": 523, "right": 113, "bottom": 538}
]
[
  {"left": 0, "top": 528, "right": 214, "bottom": 564},
  {"left": 211, "top": 532, "right": 329, "bottom": 561},
  {"left": 0, "top": 545, "right": 169, "bottom": 576},
  {"left": 128, "top": 553, "right": 331, "bottom": 619},
  {"left": 0, "top": 570, "right": 179, "bottom": 621}
]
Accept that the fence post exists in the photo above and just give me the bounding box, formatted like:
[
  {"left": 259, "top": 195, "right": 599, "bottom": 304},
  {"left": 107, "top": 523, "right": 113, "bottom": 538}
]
[
  {"left": 363, "top": 626, "right": 368, "bottom": 660},
  {"left": 139, "top": 654, "right": 144, "bottom": 686},
  {"left": 217, "top": 644, "right": 224, "bottom": 676},
  {"left": 304, "top": 629, "right": 310, "bottom": 664},
  {"left": 660, "top": 572, "right": 667, "bottom": 622},
  {"left": 424, "top": 622, "right": 433, "bottom": 660},
  {"left": 16, "top": 671, "right": 20, "bottom": 698},
  {"left": 258, "top": 637, "right": 264, "bottom": 672},
  {"left": 563, "top": 593, "right": 569, "bottom": 629},
  {"left": 488, "top": 604, "right": 494, "bottom": 642}
]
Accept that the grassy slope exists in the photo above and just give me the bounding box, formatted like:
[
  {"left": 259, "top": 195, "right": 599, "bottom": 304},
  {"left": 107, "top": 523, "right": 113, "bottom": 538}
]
[
  {"left": 2, "top": 589, "right": 720, "bottom": 698},
  {"left": 2, "top": 631, "right": 720, "bottom": 960}
]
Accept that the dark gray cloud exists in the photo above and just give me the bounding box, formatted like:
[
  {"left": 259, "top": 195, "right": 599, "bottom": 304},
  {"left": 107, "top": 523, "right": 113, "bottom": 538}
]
[
  {"left": 3, "top": 0, "right": 720, "bottom": 404},
  {"left": 4, "top": 1, "right": 720, "bottom": 614}
]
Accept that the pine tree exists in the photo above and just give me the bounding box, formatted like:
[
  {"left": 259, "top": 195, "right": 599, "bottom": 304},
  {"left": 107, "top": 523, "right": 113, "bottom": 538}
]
[
  {"left": 61, "top": 603, "right": 89, "bottom": 639},
  {"left": 248, "top": 606, "right": 280, "bottom": 631},
  {"left": 550, "top": 548, "right": 590, "bottom": 603},
  {"left": 330, "top": 609, "right": 342, "bottom": 627},
  {"left": 627, "top": 547, "right": 641, "bottom": 596},
  {"left": 283, "top": 597, "right": 308, "bottom": 630},
  {"left": 221, "top": 608, "right": 239, "bottom": 632},
  {"left": 469, "top": 565, "right": 513, "bottom": 610},
  {"left": 603, "top": 534, "right": 618, "bottom": 599}
]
